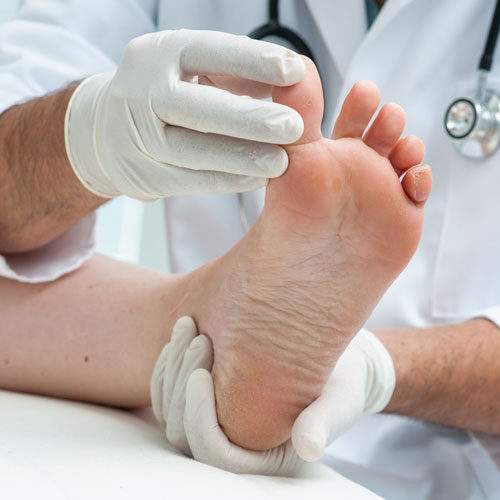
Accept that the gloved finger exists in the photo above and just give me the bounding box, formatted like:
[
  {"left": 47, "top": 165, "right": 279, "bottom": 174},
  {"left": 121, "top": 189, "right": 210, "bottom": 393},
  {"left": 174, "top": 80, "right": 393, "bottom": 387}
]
[
  {"left": 199, "top": 75, "right": 272, "bottom": 99},
  {"left": 179, "top": 30, "right": 306, "bottom": 86},
  {"left": 158, "top": 317, "right": 198, "bottom": 432},
  {"left": 147, "top": 125, "right": 288, "bottom": 178},
  {"left": 156, "top": 81, "right": 304, "bottom": 144},
  {"left": 130, "top": 162, "right": 268, "bottom": 200},
  {"left": 185, "top": 369, "right": 301, "bottom": 476},
  {"left": 167, "top": 335, "right": 214, "bottom": 456},
  {"left": 151, "top": 316, "right": 198, "bottom": 425},
  {"left": 257, "top": 440, "right": 305, "bottom": 477},
  {"left": 115, "top": 151, "right": 269, "bottom": 199},
  {"left": 150, "top": 342, "right": 170, "bottom": 425},
  {"left": 291, "top": 355, "right": 366, "bottom": 462}
]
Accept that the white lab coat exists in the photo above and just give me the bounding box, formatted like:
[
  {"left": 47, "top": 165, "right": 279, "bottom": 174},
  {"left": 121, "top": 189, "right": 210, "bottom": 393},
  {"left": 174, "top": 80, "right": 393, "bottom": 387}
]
[{"left": 1, "top": 0, "right": 500, "bottom": 498}]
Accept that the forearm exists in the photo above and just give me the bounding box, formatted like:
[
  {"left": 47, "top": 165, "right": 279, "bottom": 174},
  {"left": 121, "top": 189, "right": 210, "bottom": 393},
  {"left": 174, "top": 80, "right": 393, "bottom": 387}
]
[
  {"left": 0, "top": 85, "right": 106, "bottom": 253},
  {"left": 376, "top": 318, "right": 500, "bottom": 434},
  {"left": 0, "top": 254, "right": 196, "bottom": 407}
]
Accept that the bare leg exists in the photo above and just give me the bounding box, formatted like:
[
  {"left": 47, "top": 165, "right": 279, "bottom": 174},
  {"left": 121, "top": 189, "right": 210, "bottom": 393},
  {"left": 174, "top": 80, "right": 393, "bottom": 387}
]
[{"left": 0, "top": 254, "right": 193, "bottom": 407}]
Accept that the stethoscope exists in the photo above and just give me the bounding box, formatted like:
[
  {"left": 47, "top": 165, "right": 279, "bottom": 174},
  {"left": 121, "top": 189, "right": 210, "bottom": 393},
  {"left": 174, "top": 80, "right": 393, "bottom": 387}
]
[{"left": 444, "top": 0, "right": 500, "bottom": 159}]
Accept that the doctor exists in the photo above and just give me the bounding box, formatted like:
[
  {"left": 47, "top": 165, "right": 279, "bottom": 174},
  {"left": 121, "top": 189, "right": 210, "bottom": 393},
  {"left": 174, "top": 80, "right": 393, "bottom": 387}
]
[{"left": 1, "top": 0, "right": 500, "bottom": 499}]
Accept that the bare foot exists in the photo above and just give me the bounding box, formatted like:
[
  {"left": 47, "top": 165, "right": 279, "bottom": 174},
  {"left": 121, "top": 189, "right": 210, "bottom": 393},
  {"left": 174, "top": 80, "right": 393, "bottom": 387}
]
[{"left": 184, "top": 59, "right": 432, "bottom": 450}]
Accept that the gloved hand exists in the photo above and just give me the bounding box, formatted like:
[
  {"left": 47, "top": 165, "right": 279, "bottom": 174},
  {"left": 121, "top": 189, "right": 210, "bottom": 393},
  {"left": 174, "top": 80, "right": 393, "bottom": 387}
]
[
  {"left": 291, "top": 328, "right": 395, "bottom": 462},
  {"left": 151, "top": 319, "right": 394, "bottom": 474},
  {"left": 65, "top": 30, "right": 305, "bottom": 201},
  {"left": 151, "top": 317, "right": 303, "bottom": 476}
]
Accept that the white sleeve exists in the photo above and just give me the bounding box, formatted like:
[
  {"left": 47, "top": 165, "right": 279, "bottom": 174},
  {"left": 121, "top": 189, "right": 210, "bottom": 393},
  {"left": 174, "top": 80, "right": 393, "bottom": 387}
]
[
  {"left": 477, "top": 306, "right": 500, "bottom": 329},
  {"left": 0, "top": 213, "right": 96, "bottom": 283},
  {"left": 0, "top": 0, "right": 157, "bottom": 113},
  {"left": 0, "top": 0, "right": 157, "bottom": 282}
]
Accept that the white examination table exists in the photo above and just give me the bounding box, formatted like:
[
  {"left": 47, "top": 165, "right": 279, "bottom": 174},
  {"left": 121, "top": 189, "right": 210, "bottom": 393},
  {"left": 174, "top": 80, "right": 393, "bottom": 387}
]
[{"left": 0, "top": 390, "right": 380, "bottom": 499}]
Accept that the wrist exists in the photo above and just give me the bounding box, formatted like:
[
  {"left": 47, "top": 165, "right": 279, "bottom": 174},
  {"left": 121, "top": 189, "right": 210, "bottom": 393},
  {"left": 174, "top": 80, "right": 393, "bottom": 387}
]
[
  {"left": 351, "top": 329, "right": 396, "bottom": 413},
  {"left": 374, "top": 328, "right": 420, "bottom": 414},
  {"left": 65, "top": 73, "right": 119, "bottom": 198}
]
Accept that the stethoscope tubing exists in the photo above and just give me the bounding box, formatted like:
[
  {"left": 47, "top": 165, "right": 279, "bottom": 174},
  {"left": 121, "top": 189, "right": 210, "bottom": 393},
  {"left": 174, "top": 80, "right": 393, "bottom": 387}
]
[{"left": 248, "top": 0, "right": 316, "bottom": 63}]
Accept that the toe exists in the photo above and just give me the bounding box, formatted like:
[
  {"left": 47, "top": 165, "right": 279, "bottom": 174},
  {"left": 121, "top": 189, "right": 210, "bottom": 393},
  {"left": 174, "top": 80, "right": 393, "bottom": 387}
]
[
  {"left": 389, "top": 136, "right": 426, "bottom": 176},
  {"left": 272, "top": 56, "right": 324, "bottom": 145},
  {"left": 331, "top": 80, "right": 380, "bottom": 140},
  {"left": 363, "top": 102, "right": 406, "bottom": 157},
  {"left": 401, "top": 164, "right": 433, "bottom": 204}
]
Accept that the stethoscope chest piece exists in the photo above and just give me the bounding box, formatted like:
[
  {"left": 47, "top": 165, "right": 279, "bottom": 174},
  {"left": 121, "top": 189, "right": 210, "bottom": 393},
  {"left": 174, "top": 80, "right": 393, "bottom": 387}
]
[
  {"left": 445, "top": 90, "right": 500, "bottom": 159},
  {"left": 444, "top": 0, "right": 500, "bottom": 159}
]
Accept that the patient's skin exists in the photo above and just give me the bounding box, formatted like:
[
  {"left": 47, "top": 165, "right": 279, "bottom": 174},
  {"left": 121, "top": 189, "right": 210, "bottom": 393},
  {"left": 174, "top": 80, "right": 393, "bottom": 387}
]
[{"left": 184, "top": 58, "right": 432, "bottom": 450}]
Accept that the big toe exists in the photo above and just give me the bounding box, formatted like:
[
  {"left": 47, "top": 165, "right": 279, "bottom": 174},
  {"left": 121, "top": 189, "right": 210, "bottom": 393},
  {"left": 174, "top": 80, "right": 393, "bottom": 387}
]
[{"left": 272, "top": 56, "right": 324, "bottom": 145}]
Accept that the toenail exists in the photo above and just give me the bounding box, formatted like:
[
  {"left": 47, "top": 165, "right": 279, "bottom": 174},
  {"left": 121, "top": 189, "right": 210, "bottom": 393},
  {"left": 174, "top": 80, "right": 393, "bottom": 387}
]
[{"left": 413, "top": 168, "right": 429, "bottom": 202}]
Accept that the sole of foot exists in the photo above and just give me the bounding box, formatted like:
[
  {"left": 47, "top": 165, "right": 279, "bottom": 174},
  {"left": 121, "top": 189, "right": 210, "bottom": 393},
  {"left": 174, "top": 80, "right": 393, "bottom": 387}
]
[{"left": 185, "top": 58, "right": 432, "bottom": 450}]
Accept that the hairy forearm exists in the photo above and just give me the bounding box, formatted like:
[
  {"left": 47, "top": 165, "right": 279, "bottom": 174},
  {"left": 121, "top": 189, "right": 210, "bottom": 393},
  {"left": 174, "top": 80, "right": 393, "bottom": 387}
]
[
  {"left": 0, "top": 255, "right": 196, "bottom": 407},
  {"left": 376, "top": 318, "right": 500, "bottom": 434},
  {"left": 0, "top": 85, "right": 106, "bottom": 253}
]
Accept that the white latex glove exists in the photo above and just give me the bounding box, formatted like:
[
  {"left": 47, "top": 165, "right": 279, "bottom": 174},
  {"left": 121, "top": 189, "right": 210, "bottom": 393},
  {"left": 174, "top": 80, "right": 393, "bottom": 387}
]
[
  {"left": 151, "top": 319, "right": 395, "bottom": 474},
  {"left": 151, "top": 317, "right": 303, "bottom": 476},
  {"left": 65, "top": 29, "right": 305, "bottom": 201},
  {"left": 291, "top": 328, "right": 396, "bottom": 462},
  {"left": 151, "top": 317, "right": 213, "bottom": 455}
]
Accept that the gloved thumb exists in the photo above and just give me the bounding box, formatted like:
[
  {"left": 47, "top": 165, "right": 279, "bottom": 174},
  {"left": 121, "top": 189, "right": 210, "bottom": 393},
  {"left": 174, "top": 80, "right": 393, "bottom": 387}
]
[{"left": 291, "top": 352, "right": 367, "bottom": 462}]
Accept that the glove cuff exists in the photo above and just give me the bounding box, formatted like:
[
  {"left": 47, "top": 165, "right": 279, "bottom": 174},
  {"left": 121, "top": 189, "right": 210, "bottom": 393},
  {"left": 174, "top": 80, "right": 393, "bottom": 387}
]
[
  {"left": 65, "top": 73, "right": 120, "bottom": 198},
  {"left": 351, "top": 329, "right": 396, "bottom": 414}
]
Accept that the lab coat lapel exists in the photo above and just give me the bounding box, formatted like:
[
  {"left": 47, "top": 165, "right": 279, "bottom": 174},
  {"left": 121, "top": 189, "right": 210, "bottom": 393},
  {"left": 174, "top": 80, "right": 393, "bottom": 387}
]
[
  {"left": 304, "top": 0, "right": 366, "bottom": 77},
  {"left": 304, "top": 0, "right": 418, "bottom": 77},
  {"left": 365, "top": 0, "right": 418, "bottom": 44}
]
